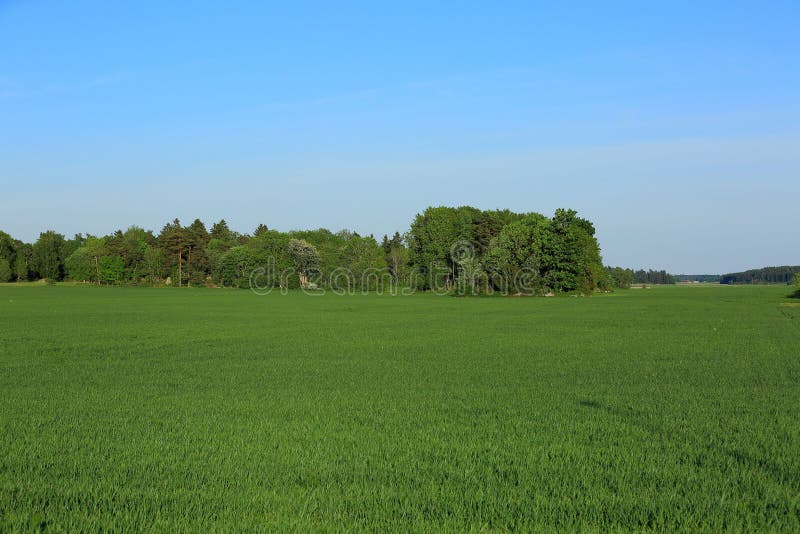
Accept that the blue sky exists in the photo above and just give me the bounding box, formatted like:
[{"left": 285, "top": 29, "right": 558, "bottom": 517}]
[{"left": 1, "top": 1, "right": 798, "bottom": 273}]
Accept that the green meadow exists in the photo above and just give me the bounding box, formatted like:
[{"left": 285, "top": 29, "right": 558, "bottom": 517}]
[{"left": 1, "top": 284, "right": 798, "bottom": 531}]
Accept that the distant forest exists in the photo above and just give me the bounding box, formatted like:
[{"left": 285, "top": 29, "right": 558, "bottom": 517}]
[
  {"left": 605, "top": 268, "right": 675, "bottom": 288},
  {"left": 0, "top": 207, "right": 614, "bottom": 295},
  {"left": 673, "top": 274, "right": 721, "bottom": 283},
  {"left": 720, "top": 266, "right": 800, "bottom": 285},
  {"left": 5, "top": 211, "right": 790, "bottom": 293}
]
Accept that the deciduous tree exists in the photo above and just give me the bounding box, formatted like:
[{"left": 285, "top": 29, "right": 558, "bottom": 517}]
[
  {"left": 31, "top": 231, "right": 66, "bottom": 281},
  {"left": 288, "top": 239, "right": 320, "bottom": 288}
]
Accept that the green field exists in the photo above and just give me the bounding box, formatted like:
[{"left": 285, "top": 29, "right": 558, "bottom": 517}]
[{"left": 1, "top": 285, "right": 798, "bottom": 531}]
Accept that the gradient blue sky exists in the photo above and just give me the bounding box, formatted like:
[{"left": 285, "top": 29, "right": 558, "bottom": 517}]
[{"left": 1, "top": 1, "right": 798, "bottom": 273}]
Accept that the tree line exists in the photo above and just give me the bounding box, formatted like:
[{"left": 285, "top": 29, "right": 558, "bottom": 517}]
[
  {"left": 673, "top": 274, "right": 720, "bottom": 283},
  {"left": 605, "top": 267, "right": 676, "bottom": 288},
  {"left": 0, "top": 206, "right": 631, "bottom": 294},
  {"left": 720, "top": 266, "right": 800, "bottom": 285},
  {"left": 0, "top": 222, "right": 391, "bottom": 290}
]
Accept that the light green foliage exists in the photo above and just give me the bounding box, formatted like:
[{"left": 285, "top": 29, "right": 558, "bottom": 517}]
[
  {"left": 65, "top": 236, "right": 107, "bottom": 283},
  {"left": 64, "top": 246, "right": 95, "bottom": 282},
  {"left": 143, "top": 244, "right": 163, "bottom": 284},
  {"left": 217, "top": 245, "right": 257, "bottom": 288},
  {"left": 0, "top": 285, "right": 798, "bottom": 530},
  {"left": 287, "top": 238, "right": 321, "bottom": 287},
  {"left": 790, "top": 273, "right": 800, "bottom": 298},
  {"left": 483, "top": 214, "right": 548, "bottom": 293},
  {"left": 1, "top": 206, "right": 606, "bottom": 291},
  {"left": 289, "top": 229, "right": 351, "bottom": 281},
  {"left": 381, "top": 232, "right": 410, "bottom": 284},
  {"left": 339, "top": 234, "right": 387, "bottom": 290},
  {"left": 99, "top": 255, "right": 125, "bottom": 284}
]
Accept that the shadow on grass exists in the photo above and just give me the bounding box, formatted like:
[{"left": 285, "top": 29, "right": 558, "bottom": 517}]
[{"left": 579, "top": 399, "right": 800, "bottom": 491}]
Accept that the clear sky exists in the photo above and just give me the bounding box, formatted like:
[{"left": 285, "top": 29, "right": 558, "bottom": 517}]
[{"left": 1, "top": 1, "right": 798, "bottom": 273}]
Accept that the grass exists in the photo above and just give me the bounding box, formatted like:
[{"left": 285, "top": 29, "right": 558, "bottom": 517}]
[{"left": 1, "top": 284, "right": 798, "bottom": 531}]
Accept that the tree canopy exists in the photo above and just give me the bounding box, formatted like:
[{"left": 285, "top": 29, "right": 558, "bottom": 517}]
[
  {"left": 0, "top": 207, "right": 687, "bottom": 296},
  {"left": 720, "top": 266, "right": 800, "bottom": 285}
]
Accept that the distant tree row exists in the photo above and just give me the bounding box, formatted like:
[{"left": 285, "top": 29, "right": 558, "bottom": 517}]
[
  {"left": 0, "top": 222, "right": 390, "bottom": 290},
  {"left": 604, "top": 267, "right": 676, "bottom": 288},
  {"left": 720, "top": 266, "right": 800, "bottom": 285},
  {"left": 673, "top": 274, "right": 720, "bottom": 283},
  {"left": 0, "top": 206, "right": 611, "bottom": 294}
]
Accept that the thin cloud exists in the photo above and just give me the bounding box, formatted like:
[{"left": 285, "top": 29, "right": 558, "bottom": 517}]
[
  {"left": 0, "top": 71, "right": 132, "bottom": 100},
  {"left": 85, "top": 72, "right": 132, "bottom": 88}
]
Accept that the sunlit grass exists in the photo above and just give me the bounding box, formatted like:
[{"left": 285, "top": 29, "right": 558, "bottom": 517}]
[{"left": 1, "top": 285, "right": 798, "bottom": 530}]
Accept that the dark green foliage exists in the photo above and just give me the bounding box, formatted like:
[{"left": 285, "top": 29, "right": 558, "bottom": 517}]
[
  {"left": 408, "top": 206, "right": 606, "bottom": 294},
  {"left": 106, "top": 227, "right": 156, "bottom": 283},
  {"left": 674, "top": 274, "right": 721, "bottom": 283},
  {"left": 0, "top": 285, "right": 798, "bottom": 530},
  {"left": 62, "top": 233, "right": 86, "bottom": 261},
  {"left": 13, "top": 242, "right": 31, "bottom": 282},
  {"left": 0, "top": 230, "right": 15, "bottom": 277},
  {"left": 216, "top": 245, "right": 257, "bottom": 288},
  {"left": 606, "top": 266, "right": 634, "bottom": 288},
  {"left": 2, "top": 206, "right": 606, "bottom": 293},
  {"left": 790, "top": 274, "right": 800, "bottom": 298},
  {"left": 382, "top": 232, "right": 409, "bottom": 284},
  {"left": 721, "top": 266, "right": 800, "bottom": 285},
  {"left": 210, "top": 219, "right": 235, "bottom": 244},
  {"left": 185, "top": 219, "right": 210, "bottom": 286},
  {"left": 408, "top": 206, "right": 473, "bottom": 290},
  {"left": 0, "top": 258, "right": 11, "bottom": 282},
  {"left": 31, "top": 230, "right": 66, "bottom": 281},
  {"left": 629, "top": 269, "right": 675, "bottom": 284},
  {"left": 606, "top": 268, "right": 677, "bottom": 287}
]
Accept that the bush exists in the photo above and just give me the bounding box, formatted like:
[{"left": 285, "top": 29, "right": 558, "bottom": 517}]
[{"left": 790, "top": 274, "right": 800, "bottom": 298}]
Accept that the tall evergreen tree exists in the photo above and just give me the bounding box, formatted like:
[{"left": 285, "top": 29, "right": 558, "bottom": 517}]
[
  {"left": 158, "top": 219, "right": 187, "bottom": 287},
  {"left": 186, "top": 219, "right": 210, "bottom": 286}
]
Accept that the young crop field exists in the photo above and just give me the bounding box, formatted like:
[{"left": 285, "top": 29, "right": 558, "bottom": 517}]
[{"left": 1, "top": 285, "right": 798, "bottom": 531}]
